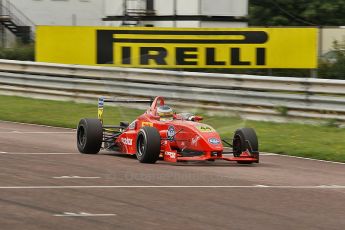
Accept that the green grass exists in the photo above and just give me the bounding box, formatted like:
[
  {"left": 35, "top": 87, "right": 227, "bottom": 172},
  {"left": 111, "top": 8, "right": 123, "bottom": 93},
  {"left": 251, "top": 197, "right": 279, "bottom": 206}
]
[
  {"left": 0, "top": 95, "right": 344, "bottom": 162},
  {"left": 208, "top": 117, "right": 345, "bottom": 162},
  {"left": 0, "top": 95, "right": 142, "bottom": 128}
]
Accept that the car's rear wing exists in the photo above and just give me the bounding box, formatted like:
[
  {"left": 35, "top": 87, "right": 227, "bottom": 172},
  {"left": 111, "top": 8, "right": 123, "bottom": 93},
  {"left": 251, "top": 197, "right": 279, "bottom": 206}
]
[{"left": 98, "top": 97, "right": 153, "bottom": 124}]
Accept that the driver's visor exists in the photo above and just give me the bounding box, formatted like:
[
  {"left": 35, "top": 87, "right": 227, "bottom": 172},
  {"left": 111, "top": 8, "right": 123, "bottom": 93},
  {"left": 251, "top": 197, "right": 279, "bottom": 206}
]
[{"left": 158, "top": 112, "right": 173, "bottom": 117}]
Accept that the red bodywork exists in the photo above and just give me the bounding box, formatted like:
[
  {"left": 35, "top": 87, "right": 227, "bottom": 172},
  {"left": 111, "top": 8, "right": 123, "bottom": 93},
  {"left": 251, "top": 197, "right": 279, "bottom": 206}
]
[{"left": 113, "top": 97, "right": 258, "bottom": 163}]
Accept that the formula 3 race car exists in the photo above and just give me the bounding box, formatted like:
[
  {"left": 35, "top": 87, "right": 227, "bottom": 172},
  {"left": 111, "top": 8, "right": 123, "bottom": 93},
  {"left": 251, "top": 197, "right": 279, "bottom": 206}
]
[{"left": 77, "top": 96, "right": 259, "bottom": 164}]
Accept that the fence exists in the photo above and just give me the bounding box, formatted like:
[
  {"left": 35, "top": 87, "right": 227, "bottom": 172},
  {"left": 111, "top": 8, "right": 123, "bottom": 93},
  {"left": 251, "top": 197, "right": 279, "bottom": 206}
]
[{"left": 0, "top": 59, "right": 345, "bottom": 123}]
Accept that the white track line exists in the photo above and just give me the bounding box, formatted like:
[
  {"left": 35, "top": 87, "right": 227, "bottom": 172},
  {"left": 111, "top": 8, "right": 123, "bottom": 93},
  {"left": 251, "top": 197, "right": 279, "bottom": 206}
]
[
  {"left": 1, "top": 151, "right": 344, "bottom": 165},
  {"left": 0, "top": 131, "right": 74, "bottom": 134},
  {"left": 0, "top": 152, "right": 77, "bottom": 155},
  {"left": 0, "top": 120, "right": 75, "bottom": 130},
  {"left": 1, "top": 121, "right": 344, "bottom": 165},
  {"left": 54, "top": 212, "right": 116, "bottom": 217},
  {"left": 265, "top": 152, "right": 345, "bottom": 165},
  {"left": 260, "top": 153, "right": 277, "bottom": 156},
  {"left": 0, "top": 185, "right": 344, "bottom": 189},
  {"left": 53, "top": 176, "right": 101, "bottom": 179}
]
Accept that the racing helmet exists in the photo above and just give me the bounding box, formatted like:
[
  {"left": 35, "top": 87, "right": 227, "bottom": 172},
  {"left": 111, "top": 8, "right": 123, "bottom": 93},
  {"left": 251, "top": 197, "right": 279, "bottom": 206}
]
[{"left": 157, "top": 105, "right": 173, "bottom": 121}]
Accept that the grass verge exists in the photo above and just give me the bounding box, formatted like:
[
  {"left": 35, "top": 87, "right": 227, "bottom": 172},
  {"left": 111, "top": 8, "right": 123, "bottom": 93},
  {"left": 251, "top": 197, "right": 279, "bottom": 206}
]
[{"left": 0, "top": 95, "right": 344, "bottom": 162}]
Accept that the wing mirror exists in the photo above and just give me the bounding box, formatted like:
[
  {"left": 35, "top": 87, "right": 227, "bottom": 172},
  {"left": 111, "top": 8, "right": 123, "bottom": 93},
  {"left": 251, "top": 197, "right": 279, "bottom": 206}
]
[{"left": 193, "top": 116, "right": 203, "bottom": 121}]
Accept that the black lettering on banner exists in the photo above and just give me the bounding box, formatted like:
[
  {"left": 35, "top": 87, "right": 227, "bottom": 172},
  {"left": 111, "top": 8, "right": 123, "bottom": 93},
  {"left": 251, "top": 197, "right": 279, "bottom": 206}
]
[
  {"left": 231, "top": 48, "right": 251, "bottom": 65},
  {"left": 97, "top": 30, "right": 115, "bottom": 64},
  {"left": 206, "top": 48, "right": 226, "bottom": 65},
  {"left": 96, "top": 30, "right": 269, "bottom": 66},
  {"left": 256, "top": 48, "right": 266, "bottom": 65},
  {"left": 140, "top": 47, "right": 167, "bottom": 65},
  {"left": 112, "top": 31, "right": 268, "bottom": 44},
  {"left": 176, "top": 48, "right": 198, "bottom": 65},
  {"left": 122, "top": 47, "right": 131, "bottom": 64}
]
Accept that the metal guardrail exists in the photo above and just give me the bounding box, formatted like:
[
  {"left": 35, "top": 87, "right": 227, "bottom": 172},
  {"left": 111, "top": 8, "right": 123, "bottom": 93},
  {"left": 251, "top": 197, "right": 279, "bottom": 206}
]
[{"left": 0, "top": 59, "right": 345, "bottom": 123}]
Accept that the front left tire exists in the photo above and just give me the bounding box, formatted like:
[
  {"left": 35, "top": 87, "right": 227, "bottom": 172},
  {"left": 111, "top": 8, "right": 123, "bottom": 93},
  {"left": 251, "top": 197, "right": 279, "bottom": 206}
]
[
  {"left": 136, "top": 126, "right": 161, "bottom": 163},
  {"left": 77, "top": 118, "right": 103, "bottom": 154}
]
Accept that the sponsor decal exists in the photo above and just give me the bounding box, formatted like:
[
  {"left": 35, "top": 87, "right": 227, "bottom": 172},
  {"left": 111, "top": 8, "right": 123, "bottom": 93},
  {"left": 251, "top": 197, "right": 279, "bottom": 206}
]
[
  {"left": 36, "top": 27, "right": 317, "bottom": 69},
  {"left": 191, "top": 136, "right": 200, "bottom": 146},
  {"left": 97, "top": 97, "right": 104, "bottom": 123},
  {"left": 96, "top": 30, "right": 269, "bottom": 67},
  {"left": 208, "top": 138, "right": 221, "bottom": 145},
  {"left": 98, "top": 97, "right": 104, "bottom": 108},
  {"left": 167, "top": 126, "right": 175, "bottom": 141},
  {"left": 97, "top": 108, "right": 103, "bottom": 121},
  {"left": 142, "top": 122, "right": 153, "bottom": 127},
  {"left": 165, "top": 151, "right": 176, "bottom": 159},
  {"left": 197, "top": 125, "right": 214, "bottom": 132},
  {"left": 121, "top": 138, "right": 133, "bottom": 146}
]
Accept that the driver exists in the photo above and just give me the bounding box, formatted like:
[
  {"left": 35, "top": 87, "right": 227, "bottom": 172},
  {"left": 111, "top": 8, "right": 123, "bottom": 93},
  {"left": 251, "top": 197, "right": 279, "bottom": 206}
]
[{"left": 157, "top": 105, "right": 174, "bottom": 121}]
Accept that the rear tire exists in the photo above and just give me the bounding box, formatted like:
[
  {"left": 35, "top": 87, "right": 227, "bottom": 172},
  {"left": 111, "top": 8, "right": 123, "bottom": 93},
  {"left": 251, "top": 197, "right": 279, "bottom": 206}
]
[
  {"left": 77, "top": 118, "right": 103, "bottom": 154},
  {"left": 232, "top": 128, "right": 259, "bottom": 164},
  {"left": 136, "top": 126, "right": 161, "bottom": 163}
]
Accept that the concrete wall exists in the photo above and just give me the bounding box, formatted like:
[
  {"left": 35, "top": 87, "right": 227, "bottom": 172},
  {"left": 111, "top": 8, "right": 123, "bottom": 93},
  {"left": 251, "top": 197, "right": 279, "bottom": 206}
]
[
  {"left": 175, "top": 0, "right": 199, "bottom": 15},
  {"left": 154, "top": 0, "right": 248, "bottom": 27},
  {"left": 153, "top": 0, "right": 248, "bottom": 16},
  {"left": 104, "top": 0, "right": 248, "bottom": 27},
  {"left": 320, "top": 28, "right": 345, "bottom": 54},
  {"left": 154, "top": 0, "right": 174, "bottom": 15},
  {"left": 3, "top": 0, "right": 248, "bottom": 47},
  {"left": 0, "top": 26, "right": 16, "bottom": 48},
  {"left": 200, "top": 21, "right": 248, "bottom": 28},
  {"left": 9, "top": 0, "right": 106, "bottom": 26},
  {"left": 201, "top": 0, "right": 248, "bottom": 16},
  {"left": 104, "top": 0, "right": 123, "bottom": 18},
  {"left": 7, "top": 0, "right": 248, "bottom": 28}
]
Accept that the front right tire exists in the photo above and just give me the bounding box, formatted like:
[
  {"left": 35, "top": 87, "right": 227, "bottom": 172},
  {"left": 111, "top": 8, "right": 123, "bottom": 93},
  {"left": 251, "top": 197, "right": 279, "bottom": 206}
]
[{"left": 232, "top": 128, "right": 259, "bottom": 164}]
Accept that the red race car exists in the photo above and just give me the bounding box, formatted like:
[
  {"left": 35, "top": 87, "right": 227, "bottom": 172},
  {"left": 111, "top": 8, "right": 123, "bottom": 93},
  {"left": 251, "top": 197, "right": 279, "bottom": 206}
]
[{"left": 77, "top": 96, "right": 259, "bottom": 164}]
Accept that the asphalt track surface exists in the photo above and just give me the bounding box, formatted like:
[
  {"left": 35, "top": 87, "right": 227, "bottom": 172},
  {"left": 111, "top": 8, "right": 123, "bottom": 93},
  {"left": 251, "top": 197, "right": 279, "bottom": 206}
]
[{"left": 0, "top": 121, "right": 344, "bottom": 230}]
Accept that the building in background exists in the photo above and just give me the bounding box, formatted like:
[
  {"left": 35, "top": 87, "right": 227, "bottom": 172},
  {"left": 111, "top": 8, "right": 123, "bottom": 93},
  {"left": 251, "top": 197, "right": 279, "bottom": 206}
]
[
  {"left": 2, "top": 0, "right": 105, "bottom": 26},
  {"left": 1, "top": 0, "right": 343, "bottom": 54},
  {"left": 320, "top": 28, "right": 345, "bottom": 54},
  {"left": 0, "top": 0, "right": 106, "bottom": 46},
  {"left": 0, "top": 0, "right": 248, "bottom": 46},
  {"left": 103, "top": 0, "right": 248, "bottom": 27}
]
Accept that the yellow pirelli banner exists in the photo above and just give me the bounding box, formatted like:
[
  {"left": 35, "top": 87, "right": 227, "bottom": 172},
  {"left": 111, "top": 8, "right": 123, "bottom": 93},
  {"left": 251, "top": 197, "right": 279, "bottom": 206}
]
[{"left": 36, "top": 26, "right": 318, "bottom": 69}]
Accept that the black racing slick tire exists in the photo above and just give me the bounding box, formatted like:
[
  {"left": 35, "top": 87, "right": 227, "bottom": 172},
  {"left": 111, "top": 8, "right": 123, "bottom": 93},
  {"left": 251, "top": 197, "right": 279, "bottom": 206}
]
[
  {"left": 136, "top": 126, "right": 161, "bottom": 163},
  {"left": 232, "top": 128, "right": 259, "bottom": 164},
  {"left": 77, "top": 118, "right": 103, "bottom": 154}
]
